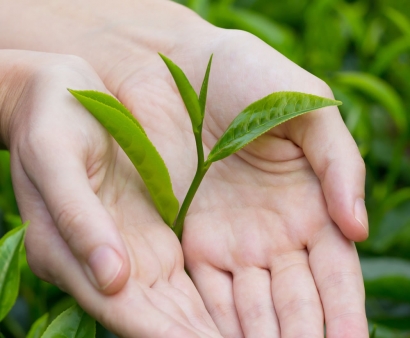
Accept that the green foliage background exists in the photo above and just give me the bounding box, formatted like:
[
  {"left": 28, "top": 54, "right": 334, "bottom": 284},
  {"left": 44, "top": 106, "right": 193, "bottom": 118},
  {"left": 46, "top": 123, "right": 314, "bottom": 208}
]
[{"left": 1, "top": 0, "right": 410, "bottom": 336}]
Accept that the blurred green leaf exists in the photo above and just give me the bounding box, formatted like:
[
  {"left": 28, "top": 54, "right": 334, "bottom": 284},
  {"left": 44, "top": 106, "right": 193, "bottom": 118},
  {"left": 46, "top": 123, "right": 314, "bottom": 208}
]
[
  {"left": 338, "top": 1, "right": 367, "bottom": 47},
  {"left": 303, "top": 1, "right": 348, "bottom": 74},
  {"left": 362, "top": 18, "right": 384, "bottom": 57},
  {"left": 385, "top": 7, "right": 410, "bottom": 37},
  {"left": 27, "top": 313, "right": 49, "bottom": 338},
  {"left": 362, "top": 257, "right": 410, "bottom": 303},
  {"left": 370, "top": 325, "right": 377, "bottom": 338},
  {"left": 0, "top": 151, "right": 18, "bottom": 218},
  {"left": 368, "top": 320, "right": 410, "bottom": 338},
  {"left": 382, "top": 188, "right": 410, "bottom": 212},
  {"left": 335, "top": 72, "right": 407, "bottom": 132},
  {"left": 41, "top": 304, "right": 95, "bottom": 338},
  {"left": 210, "top": 5, "right": 296, "bottom": 58},
  {"left": 0, "top": 223, "right": 28, "bottom": 321},
  {"left": 371, "top": 200, "right": 410, "bottom": 254},
  {"left": 370, "top": 37, "right": 410, "bottom": 75}
]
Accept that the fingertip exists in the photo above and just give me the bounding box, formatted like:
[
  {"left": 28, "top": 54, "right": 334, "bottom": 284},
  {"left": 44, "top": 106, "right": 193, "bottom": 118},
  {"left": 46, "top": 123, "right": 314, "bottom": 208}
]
[
  {"left": 84, "top": 244, "right": 131, "bottom": 295},
  {"left": 340, "top": 224, "right": 368, "bottom": 243},
  {"left": 354, "top": 198, "right": 369, "bottom": 240},
  {"left": 329, "top": 199, "right": 369, "bottom": 242}
]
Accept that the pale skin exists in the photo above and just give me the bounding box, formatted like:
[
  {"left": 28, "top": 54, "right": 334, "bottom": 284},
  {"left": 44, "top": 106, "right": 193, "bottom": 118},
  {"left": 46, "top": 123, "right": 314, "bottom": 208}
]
[{"left": 0, "top": 0, "right": 368, "bottom": 337}]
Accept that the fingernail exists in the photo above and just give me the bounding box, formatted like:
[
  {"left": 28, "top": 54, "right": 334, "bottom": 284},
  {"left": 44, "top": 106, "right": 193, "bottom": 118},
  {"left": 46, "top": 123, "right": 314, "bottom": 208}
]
[
  {"left": 354, "top": 198, "right": 368, "bottom": 235},
  {"left": 85, "top": 245, "right": 123, "bottom": 290}
]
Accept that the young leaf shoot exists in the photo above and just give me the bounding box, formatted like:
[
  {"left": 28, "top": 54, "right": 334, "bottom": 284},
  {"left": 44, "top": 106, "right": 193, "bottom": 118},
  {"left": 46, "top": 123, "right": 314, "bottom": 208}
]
[{"left": 70, "top": 54, "right": 342, "bottom": 241}]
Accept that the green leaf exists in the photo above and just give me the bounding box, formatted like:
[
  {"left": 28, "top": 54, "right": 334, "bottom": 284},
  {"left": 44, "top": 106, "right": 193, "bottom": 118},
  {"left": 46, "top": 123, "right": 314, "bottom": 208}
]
[
  {"left": 71, "top": 90, "right": 146, "bottom": 136},
  {"left": 385, "top": 7, "right": 410, "bottom": 37},
  {"left": 382, "top": 188, "right": 410, "bottom": 212},
  {"left": 206, "top": 92, "right": 341, "bottom": 163},
  {"left": 370, "top": 325, "right": 377, "bottom": 338},
  {"left": 370, "top": 37, "right": 410, "bottom": 75},
  {"left": 27, "top": 313, "right": 49, "bottom": 338},
  {"left": 198, "top": 54, "right": 213, "bottom": 119},
  {"left": 69, "top": 90, "right": 179, "bottom": 226},
  {"left": 367, "top": 321, "right": 409, "bottom": 338},
  {"left": 159, "top": 54, "right": 203, "bottom": 133},
  {"left": 0, "top": 222, "right": 28, "bottom": 321},
  {"left": 335, "top": 72, "right": 407, "bottom": 133},
  {"left": 41, "top": 304, "right": 95, "bottom": 338},
  {"left": 361, "top": 257, "right": 410, "bottom": 303}
]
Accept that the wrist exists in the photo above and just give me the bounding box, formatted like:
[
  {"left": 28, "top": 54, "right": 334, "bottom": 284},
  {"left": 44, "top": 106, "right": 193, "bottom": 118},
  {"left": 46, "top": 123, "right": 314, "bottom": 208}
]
[{"left": 0, "top": 0, "right": 216, "bottom": 93}]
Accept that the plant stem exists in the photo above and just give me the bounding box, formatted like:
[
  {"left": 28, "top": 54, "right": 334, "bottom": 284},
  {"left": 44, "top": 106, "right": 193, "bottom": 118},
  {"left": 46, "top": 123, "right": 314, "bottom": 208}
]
[{"left": 173, "top": 128, "right": 210, "bottom": 241}]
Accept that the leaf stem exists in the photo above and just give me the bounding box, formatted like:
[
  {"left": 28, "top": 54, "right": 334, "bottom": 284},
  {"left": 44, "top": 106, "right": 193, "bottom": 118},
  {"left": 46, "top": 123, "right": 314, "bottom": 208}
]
[{"left": 173, "top": 127, "right": 209, "bottom": 241}]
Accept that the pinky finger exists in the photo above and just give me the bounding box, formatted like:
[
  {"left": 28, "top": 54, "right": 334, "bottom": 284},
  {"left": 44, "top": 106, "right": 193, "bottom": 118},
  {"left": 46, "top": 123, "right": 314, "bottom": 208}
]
[{"left": 308, "top": 224, "right": 368, "bottom": 337}]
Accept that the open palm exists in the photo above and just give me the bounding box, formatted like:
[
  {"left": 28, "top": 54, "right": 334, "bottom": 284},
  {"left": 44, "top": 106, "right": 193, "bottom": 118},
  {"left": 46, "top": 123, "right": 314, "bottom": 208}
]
[{"left": 110, "top": 30, "right": 368, "bottom": 337}]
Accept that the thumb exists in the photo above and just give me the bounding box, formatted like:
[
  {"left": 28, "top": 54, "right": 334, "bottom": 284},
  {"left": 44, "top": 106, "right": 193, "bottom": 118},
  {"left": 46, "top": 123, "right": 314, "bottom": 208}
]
[
  {"left": 25, "top": 150, "right": 131, "bottom": 294},
  {"left": 287, "top": 104, "right": 368, "bottom": 242}
]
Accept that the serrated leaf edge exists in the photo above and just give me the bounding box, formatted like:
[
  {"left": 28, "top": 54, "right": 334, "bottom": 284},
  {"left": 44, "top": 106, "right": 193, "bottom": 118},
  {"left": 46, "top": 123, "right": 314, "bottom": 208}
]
[{"left": 206, "top": 92, "right": 342, "bottom": 164}]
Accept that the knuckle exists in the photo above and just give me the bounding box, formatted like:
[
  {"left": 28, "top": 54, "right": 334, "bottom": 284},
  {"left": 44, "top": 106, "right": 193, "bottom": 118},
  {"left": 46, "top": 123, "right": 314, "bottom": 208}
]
[
  {"left": 208, "top": 302, "right": 236, "bottom": 322},
  {"left": 319, "top": 270, "right": 359, "bottom": 291},
  {"left": 278, "top": 298, "right": 322, "bottom": 321},
  {"left": 356, "top": 156, "right": 366, "bottom": 176},
  {"left": 241, "top": 303, "right": 270, "bottom": 321},
  {"left": 311, "top": 78, "right": 334, "bottom": 99},
  {"left": 55, "top": 201, "right": 88, "bottom": 247},
  {"left": 327, "top": 310, "right": 367, "bottom": 324}
]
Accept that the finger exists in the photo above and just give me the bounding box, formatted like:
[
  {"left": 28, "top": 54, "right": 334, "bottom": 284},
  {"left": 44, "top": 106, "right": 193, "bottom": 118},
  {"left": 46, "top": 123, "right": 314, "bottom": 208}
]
[
  {"left": 18, "top": 149, "right": 130, "bottom": 294},
  {"left": 308, "top": 225, "right": 368, "bottom": 337},
  {"left": 153, "top": 276, "right": 220, "bottom": 337},
  {"left": 25, "top": 221, "right": 202, "bottom": 338},
  {"left": 287, "top": 104, "right": 368, "bottom": 242},
  {"left": 169, "top": 272, "right": 220, "bottom": 331},
  {"left": 233, "top": 267, "right": 280, "bottom": 337},
  {"left": 270, "top": 250, "right": 323, "bottom": 337},
  {"left": 189, "top": 265, "right": 244, "bottom": 338}
]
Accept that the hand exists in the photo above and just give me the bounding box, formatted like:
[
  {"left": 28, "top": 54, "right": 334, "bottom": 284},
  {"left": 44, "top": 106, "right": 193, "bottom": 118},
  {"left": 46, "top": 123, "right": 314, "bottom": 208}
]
[
  {"left": 96, "top": 31, "right": 368, "bottom": 337},
  {"left": 180, "top": 34, "right": 368, "bottom": 336},
  {"left": 84, "top": 30, "right": 366, "bottom": 336},
  {"left": 0, "top": 0, "right": 367, "bottom": 239},
  {"left": 3, "top": 50, "right": 221, "bottom": 338},
  {"left": 1, "top": 1, "right": 369, "bottom": 336}
]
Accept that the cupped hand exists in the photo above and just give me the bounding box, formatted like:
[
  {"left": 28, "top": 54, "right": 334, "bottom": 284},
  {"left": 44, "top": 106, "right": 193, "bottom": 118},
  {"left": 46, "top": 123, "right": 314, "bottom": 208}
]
[
  {"left": 185, "top": 34, "right": 368, "bottom": 337},
  {"left": 5, "top": 50, "right": 221, "bottom": 338},
  {"left": 103, "top": 30, "right": 368, "bottom": 337},
  {"left": 1, "top": 1, "right": 369, "bottom": 336}
]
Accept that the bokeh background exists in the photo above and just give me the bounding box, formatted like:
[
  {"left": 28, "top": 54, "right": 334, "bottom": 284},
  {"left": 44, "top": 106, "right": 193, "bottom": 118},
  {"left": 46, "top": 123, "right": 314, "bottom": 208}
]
[{"left": 1, "top": 0, "right": 410, "bottom": 336}]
